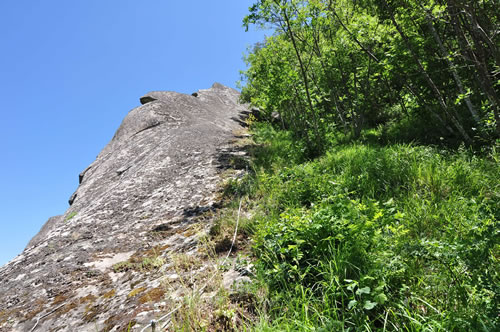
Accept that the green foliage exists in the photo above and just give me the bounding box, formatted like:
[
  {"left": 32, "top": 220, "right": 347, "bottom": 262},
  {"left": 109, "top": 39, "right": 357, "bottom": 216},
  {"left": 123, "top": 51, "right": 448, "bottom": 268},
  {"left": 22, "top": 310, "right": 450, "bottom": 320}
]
[
  {"left": 65, "top": 211, "right": 77, "bottom": 221},
  {"left": 245, "top": 124, "right": 499, "bottom": 330},
  {"left": 241, "top": 0, "right": 500, "bottom": 148},
  {"left": 239, "top": 1, "right": 499, "bottom": 328}
]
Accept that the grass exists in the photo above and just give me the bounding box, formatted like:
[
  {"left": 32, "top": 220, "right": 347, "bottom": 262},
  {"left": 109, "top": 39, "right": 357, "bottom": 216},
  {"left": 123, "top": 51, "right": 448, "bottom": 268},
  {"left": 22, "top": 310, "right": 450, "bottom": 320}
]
[
  {"left": 153, "top": 189, "right": 258, "bottom": 331},
  {"left": 65, "top": 211, "right": 77, "bottom": 221},
  {"left": 228, "top": 123, "right": 499, "bottom": 331}
]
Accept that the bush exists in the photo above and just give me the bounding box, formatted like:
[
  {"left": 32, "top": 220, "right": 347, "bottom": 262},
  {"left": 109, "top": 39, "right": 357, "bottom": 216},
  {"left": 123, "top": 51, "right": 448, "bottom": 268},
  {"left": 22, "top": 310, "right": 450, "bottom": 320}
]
[{"left": 246, "top": 124, "right": 499, "bottom": 330}]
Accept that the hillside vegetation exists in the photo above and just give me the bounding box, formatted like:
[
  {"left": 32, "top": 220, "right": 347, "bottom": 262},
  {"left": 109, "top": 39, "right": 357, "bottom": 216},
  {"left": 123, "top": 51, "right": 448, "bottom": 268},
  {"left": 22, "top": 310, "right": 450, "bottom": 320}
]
[{"left": 233, "top": 0, "right": 499, "bottom": 330}]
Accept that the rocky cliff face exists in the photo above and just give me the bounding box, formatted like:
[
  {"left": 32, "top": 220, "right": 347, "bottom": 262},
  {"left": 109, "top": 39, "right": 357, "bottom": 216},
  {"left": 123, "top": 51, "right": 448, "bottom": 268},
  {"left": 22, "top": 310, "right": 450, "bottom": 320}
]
[{"left": 0, "top": 83, "right": 249, "bottom": 331}]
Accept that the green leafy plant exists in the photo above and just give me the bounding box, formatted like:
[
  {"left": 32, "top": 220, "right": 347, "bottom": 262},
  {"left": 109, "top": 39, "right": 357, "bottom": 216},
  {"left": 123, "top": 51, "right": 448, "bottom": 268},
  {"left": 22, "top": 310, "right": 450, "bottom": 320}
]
[
  {"left": 242, "top": 123, "right": 499, "bottom": 330},
  {"left": 65, "top": 211, "right": 77, "bottom": 221}
]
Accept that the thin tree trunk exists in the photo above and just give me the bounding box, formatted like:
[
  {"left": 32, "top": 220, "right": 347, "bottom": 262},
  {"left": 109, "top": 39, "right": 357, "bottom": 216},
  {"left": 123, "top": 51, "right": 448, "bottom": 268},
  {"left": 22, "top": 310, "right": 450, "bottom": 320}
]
[
  {"left": 276, "top": 0, "right": 321, "bottom": 147},
  {"left": 382, "top": 0, "right": 472, "bottom": 143},
  {"left": 424, "top": 11, "right": 481, "bottom": 125},
  {"left": 447, "top": 2, "right": 500, "bottom": 135},
  {"left": 461, "top": 1, "right": 500, "bottom": 65},
  {"left": 404, "top": 82, "right": 455, "bottom": 135}
]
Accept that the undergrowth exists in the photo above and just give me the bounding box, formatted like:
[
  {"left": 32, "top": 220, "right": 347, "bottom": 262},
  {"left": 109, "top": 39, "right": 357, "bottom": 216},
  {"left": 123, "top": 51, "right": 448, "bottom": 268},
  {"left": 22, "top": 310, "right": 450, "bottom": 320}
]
[{"left": 229, "top": 123, "right": 499, "bottom": 331}]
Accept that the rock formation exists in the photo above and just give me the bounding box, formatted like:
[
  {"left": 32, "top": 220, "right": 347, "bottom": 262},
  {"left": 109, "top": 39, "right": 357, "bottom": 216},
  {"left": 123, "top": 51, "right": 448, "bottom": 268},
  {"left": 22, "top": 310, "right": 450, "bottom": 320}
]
[{"left": 0, "top": 83, "right": 249, "bottom": 331}]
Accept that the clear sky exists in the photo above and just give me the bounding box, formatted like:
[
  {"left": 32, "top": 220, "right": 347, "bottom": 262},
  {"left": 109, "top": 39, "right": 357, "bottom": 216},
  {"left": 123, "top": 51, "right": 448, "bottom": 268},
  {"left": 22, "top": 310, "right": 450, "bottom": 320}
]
[{"left": 0, "top": 0, "right": 265, "bottom": 266}]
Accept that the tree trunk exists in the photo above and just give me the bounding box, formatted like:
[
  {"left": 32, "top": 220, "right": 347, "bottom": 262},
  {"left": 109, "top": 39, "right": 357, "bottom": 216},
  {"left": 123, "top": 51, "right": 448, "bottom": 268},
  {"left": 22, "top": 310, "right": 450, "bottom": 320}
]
[
  {"left": 424, "top": 11, "right": 481, "bottom": 125},
  {"left": 276, "top": 0, "right": 321, "bottom": 147},
  {"left": 447, "top": 1, "right": 500, "bottom": 135},
  {"left": 382, "top": 0, "right": 472, "bottom": 143}
]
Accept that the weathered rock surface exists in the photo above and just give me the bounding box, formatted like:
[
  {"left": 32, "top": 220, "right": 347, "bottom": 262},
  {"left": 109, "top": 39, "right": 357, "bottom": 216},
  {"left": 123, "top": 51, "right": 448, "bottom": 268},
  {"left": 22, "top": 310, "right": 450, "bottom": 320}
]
[{"left": 0, "top": 83, "right": 249, "bottom": 331}]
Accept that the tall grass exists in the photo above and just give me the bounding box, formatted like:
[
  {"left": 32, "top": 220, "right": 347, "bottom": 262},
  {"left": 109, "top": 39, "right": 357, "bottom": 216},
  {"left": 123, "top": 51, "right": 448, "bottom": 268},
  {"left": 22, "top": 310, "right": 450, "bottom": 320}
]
[{"left": 240, "top": 124, "right": 499, "bottom": 331}]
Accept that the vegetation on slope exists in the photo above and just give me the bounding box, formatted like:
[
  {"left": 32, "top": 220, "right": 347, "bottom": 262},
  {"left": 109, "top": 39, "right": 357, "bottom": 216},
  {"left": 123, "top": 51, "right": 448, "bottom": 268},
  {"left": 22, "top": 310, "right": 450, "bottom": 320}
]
[
  {"left": 231, "top": 124, "right": 498, "bottom": 330},
  {"left": 227, "top": 0, "right": 499, "bottom": 330},
  {"left": 241, "top": 0, "right": 499, "bottom": 156}
]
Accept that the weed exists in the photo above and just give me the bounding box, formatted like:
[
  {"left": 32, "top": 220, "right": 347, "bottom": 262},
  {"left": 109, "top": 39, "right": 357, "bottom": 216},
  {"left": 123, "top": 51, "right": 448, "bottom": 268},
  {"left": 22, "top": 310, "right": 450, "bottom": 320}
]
[
  {"left": 127, "top": 287, "right": 146, "bottom": 298},
  {"left": 170, "top": 253, "right": 202, "bottom": 272},
  {"left": 112, "top": 247, "right": 166, "bottom": 273},
  {"left": 112, "top": 261, "right": 134, "bottom": 273},
  {"left": 140, "top": 256, "right": 164, "bottom": 271},
  {"left": 244, "top": 123, "right": 499, "bottom": 330}
]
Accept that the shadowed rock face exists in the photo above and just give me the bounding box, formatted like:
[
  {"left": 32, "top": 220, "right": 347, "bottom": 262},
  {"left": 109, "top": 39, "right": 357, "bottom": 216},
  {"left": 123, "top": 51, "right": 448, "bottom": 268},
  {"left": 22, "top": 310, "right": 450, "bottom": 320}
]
[{"left": 0, "top": 83, "right": 248, "bottom": 332}]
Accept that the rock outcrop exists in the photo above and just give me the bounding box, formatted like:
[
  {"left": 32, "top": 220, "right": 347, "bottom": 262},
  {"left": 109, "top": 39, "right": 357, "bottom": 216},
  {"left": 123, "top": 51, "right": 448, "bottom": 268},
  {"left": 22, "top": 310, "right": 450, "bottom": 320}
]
[{"left": 0, "top": 83, "right": 249, "bottom": 331}]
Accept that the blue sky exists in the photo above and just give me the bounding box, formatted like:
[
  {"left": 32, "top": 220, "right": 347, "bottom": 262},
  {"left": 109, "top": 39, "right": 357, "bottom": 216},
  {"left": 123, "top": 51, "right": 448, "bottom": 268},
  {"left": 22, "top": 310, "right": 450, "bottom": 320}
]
[{"left": 0, "top": 0, "right": 266, "bottom": 266}]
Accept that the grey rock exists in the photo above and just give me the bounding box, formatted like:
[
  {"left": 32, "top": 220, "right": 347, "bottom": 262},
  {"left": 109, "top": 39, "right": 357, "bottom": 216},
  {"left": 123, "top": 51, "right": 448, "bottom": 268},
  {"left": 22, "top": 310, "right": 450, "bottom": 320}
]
[
  {"left": 250, "top": 107, "right": 263, "bottom": 120},
  {"left": 223, "top": 269, "right": 251, "bottom": 290},
  {"left": 68, "top": 191, "right": 77, "bottom": 205},
  {"left": 25, "top": 215, "right": 63, "bottom": 249},
  {"left": 271, "top": 111, "right": 281, "bottom": 122},
  {"left": 139, "top": 95, "right": 156, "bottom": 105},
  {"left": 78, "top": 166, "right": 92, "bottom": 184},
  {"left": 0, "top": 83, "right": 248, "bottom": 332}
]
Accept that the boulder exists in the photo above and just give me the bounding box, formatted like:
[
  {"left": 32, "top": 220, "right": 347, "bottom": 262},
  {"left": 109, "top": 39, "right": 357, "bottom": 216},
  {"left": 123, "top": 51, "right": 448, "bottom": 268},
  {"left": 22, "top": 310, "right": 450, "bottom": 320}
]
[{"left": 0, "top": 83, "right": 249, "bottom": 332}]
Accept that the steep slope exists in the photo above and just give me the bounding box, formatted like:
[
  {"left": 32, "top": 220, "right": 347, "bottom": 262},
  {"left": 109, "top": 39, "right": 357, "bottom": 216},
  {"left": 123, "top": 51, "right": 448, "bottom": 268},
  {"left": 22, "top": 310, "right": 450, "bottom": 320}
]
[{"left": 0, "top": 83, "right": 249, "bottom": 331}]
